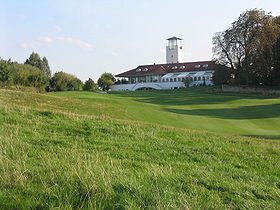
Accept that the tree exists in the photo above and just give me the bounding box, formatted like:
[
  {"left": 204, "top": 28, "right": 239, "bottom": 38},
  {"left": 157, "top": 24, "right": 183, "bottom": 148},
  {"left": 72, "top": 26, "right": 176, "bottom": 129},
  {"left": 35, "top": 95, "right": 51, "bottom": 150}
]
[
  {"left": 97, "top": 73, "right": 115, "bottom": 91},
  {"left": 50, "top": 71, "right": 83, "bottom": 91},
  {"left": 212, "top": 64, "right": 232, "bottom": 85},
  {"left": 0, "top": 60, "right": 11, "bottom": 84},
  {"left": 9, "top": 64, "right": 49, "bottom": 90},
  {"left": 182, "top": 77, "right": 192, "bottom": 87},
  {"left": 213, "top": 9, "right": 280, "bottom": 86},
  {"left": 25, "top": 52, "right": 51, "bottom": 77},
  {"left": 83, "top": 78, "right": 98, "bottom": 91}
]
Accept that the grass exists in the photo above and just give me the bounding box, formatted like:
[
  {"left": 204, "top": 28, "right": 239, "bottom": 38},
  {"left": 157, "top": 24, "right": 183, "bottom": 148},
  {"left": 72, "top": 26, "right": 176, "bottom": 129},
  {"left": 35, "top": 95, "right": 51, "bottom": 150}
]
[
  {"left": 47, "top": 87, "right": 280, "bottom": 140},
  {"left": 0, "top": 87, "right": 280, "bottom": 209}
]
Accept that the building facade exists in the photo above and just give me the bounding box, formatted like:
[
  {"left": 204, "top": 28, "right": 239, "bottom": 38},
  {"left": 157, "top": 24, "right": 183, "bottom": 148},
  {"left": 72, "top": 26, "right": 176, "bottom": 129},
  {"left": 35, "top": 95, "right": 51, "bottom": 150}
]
[{"left": 111, "top": 37, "right": 216, "bottom": 91}]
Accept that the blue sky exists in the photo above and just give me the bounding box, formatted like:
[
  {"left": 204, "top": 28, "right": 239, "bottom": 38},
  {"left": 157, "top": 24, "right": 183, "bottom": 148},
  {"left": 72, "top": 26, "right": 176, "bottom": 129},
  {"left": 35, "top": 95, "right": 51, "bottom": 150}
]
[{"left": 1, "top": 0, "right": 280, "bottom": 81}]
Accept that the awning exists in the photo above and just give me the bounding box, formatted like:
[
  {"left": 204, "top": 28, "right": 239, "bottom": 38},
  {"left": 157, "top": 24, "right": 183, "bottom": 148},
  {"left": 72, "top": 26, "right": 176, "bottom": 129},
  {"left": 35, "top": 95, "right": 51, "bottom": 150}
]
[
  {"left": 161, "top": 73, "right": 174, "bottom": 79},
  {"left": 177, "top": 72, "right": 190, "bottom": 78}
]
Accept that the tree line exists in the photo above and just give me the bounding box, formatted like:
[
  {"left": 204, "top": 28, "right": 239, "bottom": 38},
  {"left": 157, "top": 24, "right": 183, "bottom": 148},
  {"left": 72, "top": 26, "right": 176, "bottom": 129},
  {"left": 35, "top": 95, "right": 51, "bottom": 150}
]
[
  {"left": 213, "top": 9, "right": 280, "bottom": 87},
  {"left": 0, "top": 52, "right": 116, "bottom": 92}
]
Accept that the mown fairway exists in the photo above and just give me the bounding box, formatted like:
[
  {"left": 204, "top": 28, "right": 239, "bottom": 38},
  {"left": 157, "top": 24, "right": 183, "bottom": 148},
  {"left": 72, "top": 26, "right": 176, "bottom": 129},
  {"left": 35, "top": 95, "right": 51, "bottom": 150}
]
[
  {"left": 0, "top": 88, "right": 280, "bottom": 209},
  {"left": 49, "top": 87, "right": 280, "bottom": 140}
]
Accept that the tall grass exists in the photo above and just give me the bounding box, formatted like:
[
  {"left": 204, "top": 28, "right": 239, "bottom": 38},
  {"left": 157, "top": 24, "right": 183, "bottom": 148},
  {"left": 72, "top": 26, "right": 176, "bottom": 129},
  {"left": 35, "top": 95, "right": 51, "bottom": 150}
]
[{"left": 0, "top": 89, "right": 279, "bottom": 209}]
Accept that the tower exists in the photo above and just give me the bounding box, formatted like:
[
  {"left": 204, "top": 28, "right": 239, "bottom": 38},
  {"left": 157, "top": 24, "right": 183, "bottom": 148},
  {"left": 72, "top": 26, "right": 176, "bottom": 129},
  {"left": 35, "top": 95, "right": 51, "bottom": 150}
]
[{"left": 166, "top": 37, "right": 184, "bottom": 64}]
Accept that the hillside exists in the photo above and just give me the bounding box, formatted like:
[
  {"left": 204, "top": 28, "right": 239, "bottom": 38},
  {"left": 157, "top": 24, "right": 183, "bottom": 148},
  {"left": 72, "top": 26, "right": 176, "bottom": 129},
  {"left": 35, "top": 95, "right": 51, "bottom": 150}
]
[{"left": 0, "top": 88, "right": 280, "bottom": 209}]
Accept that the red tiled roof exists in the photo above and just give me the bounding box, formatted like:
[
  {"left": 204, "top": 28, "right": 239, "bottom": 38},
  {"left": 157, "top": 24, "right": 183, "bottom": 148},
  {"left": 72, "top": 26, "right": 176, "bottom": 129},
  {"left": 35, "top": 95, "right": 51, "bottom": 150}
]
[{"left": 115, "top": 61, "right": 216, "bottom": 77}]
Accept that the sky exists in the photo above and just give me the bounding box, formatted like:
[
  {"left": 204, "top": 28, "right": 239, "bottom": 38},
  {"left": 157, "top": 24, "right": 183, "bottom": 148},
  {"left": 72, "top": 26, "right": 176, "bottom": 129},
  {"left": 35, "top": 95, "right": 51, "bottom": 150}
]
[{"left": 1, "top": 0, "right": 280, "bottom": 81}]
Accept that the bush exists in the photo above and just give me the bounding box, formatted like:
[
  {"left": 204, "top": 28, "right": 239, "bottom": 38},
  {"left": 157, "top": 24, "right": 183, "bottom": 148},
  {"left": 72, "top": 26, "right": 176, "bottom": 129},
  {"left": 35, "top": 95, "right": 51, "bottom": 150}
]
[
  {"left": 83, "top": 78, "right": 98, "bottom": 91},
  {"left": 0, "top": 64, "right": 49, "bottom": 91},
  {"left": 50, "top": 71, "right": 83, "bottom": 91}
]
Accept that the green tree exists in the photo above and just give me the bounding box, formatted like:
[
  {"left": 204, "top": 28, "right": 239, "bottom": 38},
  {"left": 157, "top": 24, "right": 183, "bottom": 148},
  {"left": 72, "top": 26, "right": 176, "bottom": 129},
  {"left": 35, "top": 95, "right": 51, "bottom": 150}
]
[
  {"left": 25, "top": 52, "right": 51, "bottom": 77},
  {"left": 50, "top": 71, "right": 83, "bottom": 91},
  {"left": 0, "top": 60, "right": 11, "bottom": 84},
  {"left": 213, "top": 9, "right": 280, "bottom": 86},
  {"left": 97, "top": 73, "right": 115, "bottom": 91},
  {"left": 182, "top": 77, "right": 192, "bottom": 87},
  {"left": 83, "top": 78, "right": 97, "bottom": 91},
  {"left": 212, "top": 64, "right": 232, "bottom": 85},
  {"left": 9, "top": 64, "right": 49, "bottom": 90}
]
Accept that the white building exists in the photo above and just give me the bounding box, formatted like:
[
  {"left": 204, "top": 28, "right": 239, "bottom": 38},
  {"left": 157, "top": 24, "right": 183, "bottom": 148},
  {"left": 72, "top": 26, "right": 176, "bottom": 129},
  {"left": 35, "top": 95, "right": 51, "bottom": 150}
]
[{"left": 111, "top": 37, "right": 216, "bottom": 91}]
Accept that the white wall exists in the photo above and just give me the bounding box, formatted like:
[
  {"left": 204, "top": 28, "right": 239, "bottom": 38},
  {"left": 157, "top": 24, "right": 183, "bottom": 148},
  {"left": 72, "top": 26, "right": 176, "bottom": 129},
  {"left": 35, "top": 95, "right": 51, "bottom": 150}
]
[{"left": 111, "top": 80, "right": 213, "bottom": 91}]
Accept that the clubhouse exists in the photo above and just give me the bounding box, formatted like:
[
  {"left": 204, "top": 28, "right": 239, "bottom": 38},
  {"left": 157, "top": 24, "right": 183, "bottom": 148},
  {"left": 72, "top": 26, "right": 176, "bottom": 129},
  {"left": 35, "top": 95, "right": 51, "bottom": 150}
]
[{"left": 111, "top": 37, "right": 216, "bottom": 91}]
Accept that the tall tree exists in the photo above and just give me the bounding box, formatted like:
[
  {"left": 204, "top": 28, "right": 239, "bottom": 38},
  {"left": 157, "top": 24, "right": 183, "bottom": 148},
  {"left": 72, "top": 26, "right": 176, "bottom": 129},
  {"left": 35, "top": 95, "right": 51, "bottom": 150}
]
[
  {"left": 25, "top": 52, "right": 51, "bottom": 77},
  {"left": 97, "top": 73, "right": 115, "bottom": 91},
  {"left": 213, "top": 9, "right": 280, "bottom": 85}
]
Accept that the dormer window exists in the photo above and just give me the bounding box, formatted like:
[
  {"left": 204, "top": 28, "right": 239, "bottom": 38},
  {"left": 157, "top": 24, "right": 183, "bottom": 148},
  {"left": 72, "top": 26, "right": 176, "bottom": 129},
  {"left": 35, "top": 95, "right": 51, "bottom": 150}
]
[
  {"left": 194, "top": 65, "right": 201, "bottom": 68},
  {"left": 143, "top": 68, "right": 148, "bottom": 71},
  {"left": 179, "top": 66, "right": 185, "bottom": 69},
  {"left": 171, "top": 66, "right": 178, "bottom": 70},
  {"left": 136, "top": 68, "right": 142, "bottom": 72},
  {"left": 202, "top": 64, "right": 209, "bottom": 68}
]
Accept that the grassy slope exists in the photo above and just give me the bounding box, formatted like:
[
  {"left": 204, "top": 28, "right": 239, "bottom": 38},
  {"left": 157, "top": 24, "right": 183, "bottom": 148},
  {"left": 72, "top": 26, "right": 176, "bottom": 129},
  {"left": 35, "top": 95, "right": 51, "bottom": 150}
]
[
  {"left": 49, "top": 87, "right": 280, "bottom": 139},
  {"left": 0, "top": 89, "right": 280, "bottom": 209}
]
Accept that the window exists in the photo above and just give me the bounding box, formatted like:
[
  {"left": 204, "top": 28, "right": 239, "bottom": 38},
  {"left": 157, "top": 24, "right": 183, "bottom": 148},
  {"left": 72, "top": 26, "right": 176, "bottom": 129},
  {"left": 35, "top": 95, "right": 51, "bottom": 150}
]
[
  {"left": 202, "top": 64, "right": 209, "bottom": 68},
  {"left": 143, "top": 68, "right": 148, "bottom": 71},
  {"left": 174, "top": 78, "right": 177, "bottom": 82},
  {"left": 136, "top": 68, "right": 142, "bottom": 72},
  {"left": 194, "top": 65, "right": 201, "bottom": 68},
  {"left": 194, "top": 77, "right": 197, "bottom": 81},
  {"left": 170, "top": 78, "right": 173, "bottom": 82},
  {"left": 198, "top": 77, "right": 201, "bottom": 81},
  {"left": 179, "top": 66, "right": 185, "bottom": 69},
  {"left": 178, "top": 78, "right": 181, "bottom": 82},
  {"left": 171, "top": 66, "right": 178, "bottom": 70}
]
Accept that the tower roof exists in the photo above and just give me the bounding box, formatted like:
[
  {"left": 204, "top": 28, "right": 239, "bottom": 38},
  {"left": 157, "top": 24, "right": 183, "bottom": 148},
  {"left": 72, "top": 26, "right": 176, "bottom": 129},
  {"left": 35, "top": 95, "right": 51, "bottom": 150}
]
[{"left": 167, "top": 36, "right": 183, "bottom": 41}]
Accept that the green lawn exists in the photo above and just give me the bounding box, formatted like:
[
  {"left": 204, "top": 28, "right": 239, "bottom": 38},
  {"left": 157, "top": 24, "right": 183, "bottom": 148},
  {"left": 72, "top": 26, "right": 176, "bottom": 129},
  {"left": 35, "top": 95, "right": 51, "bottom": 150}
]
[
  {"left": 48, "top": 87, "right": 280, "bottom": 140},
  {"left": 0, "top": 88, "right": 279, "bottom": 209}
]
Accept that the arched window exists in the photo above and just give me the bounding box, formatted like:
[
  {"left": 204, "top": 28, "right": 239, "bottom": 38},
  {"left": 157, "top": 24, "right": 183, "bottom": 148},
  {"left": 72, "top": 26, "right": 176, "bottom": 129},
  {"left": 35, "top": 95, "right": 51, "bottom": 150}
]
[
  {"left": 198, "top": 77, "right": 201, "bottom": 81},
  {"left": 194, "top": 77, "right": 197, "bottom": 81},
  {"left": 174, "top": 78, "right": 177, "bottom": 82},
  {"left": 170, "top": 78, "right": 173, "bottom": 82}
]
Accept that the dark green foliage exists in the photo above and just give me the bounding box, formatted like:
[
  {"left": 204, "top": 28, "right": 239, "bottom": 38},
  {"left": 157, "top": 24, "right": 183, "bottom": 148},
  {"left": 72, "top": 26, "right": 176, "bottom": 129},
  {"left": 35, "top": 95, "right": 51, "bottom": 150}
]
[
  {"left": 0, "top": 62, "right": 49, "bottom": 90},
  {"left": 0, "top": 61, "right": 11, "bottom": 84},
  {"left": 25, "top": 52, "right": 51, "bottom": 77},
  {"left": 115, "top": 79, "right": 129, "bottom": 85},
  {"left": 182, "top": 77, "right": 192, "bottom": 87},
  {"left": 83, "top": 78, "right": 97, "bottom": 91},
  {"left": 213, "top": 9, "right": 280, "bottom": 86},
  {"left": 50, "top": 71, "right": 83, "bottom": 91},
  {"left": 97, "top": 73, "right": 115, "bottom": 91},
  {"left": 212, "top": 64, "right": 232, "bottom": 85}
]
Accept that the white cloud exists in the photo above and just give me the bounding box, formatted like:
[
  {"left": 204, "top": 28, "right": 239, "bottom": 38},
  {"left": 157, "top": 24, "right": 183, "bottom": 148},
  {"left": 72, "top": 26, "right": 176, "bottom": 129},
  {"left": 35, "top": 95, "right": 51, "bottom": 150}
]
[
  {"left": 40, "top": 36, "right": 54, "bottom": 43},
  {"left": 21, "top": 36, "right": 93, "bottom": 50},
  {"left": 54, "top": 37, "right": 93, "bottom": 50}
]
